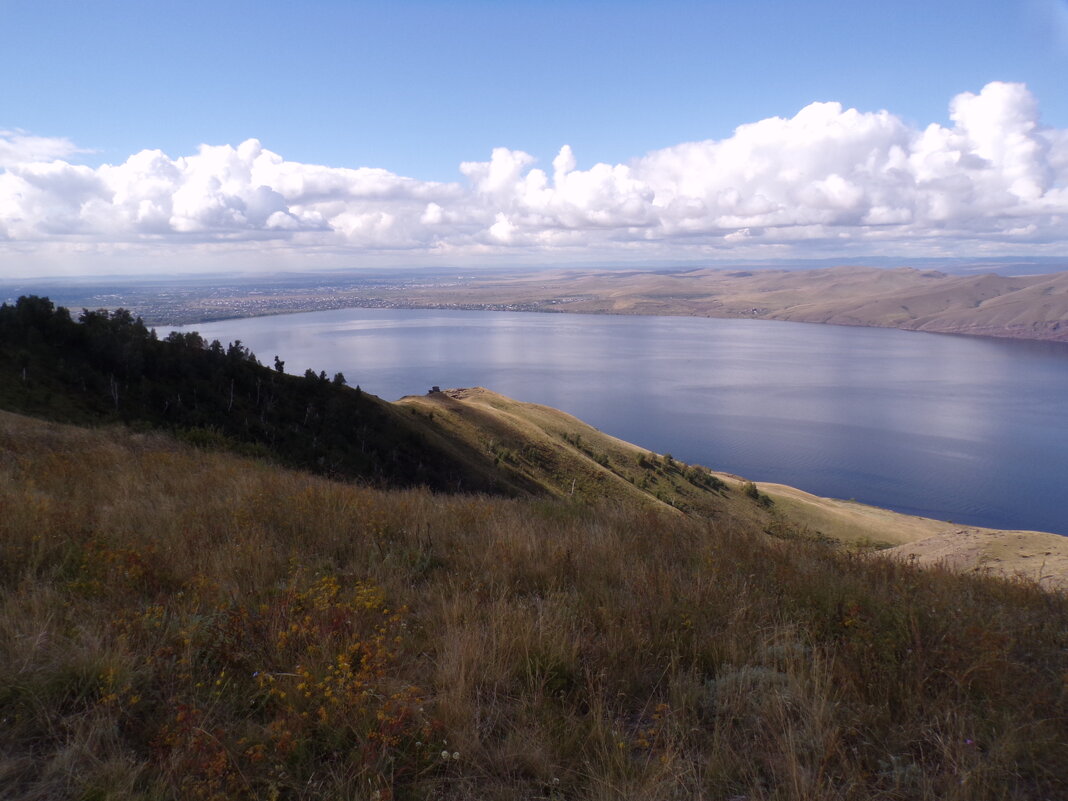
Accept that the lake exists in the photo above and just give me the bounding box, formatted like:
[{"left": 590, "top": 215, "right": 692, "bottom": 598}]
[{"left": 165, "top": 308, "right": 1068, "bottom": 535}]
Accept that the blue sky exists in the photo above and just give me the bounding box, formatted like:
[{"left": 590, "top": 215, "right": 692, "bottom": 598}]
[{"left": 2, "top": 0, "right": 1068, "bottom": 276}]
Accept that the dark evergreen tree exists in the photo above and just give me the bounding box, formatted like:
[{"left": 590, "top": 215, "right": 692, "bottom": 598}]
[{"left": 0, "top": 295, "right": 511, "bottom": 495}]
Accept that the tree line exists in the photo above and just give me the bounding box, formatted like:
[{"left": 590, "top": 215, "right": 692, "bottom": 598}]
[{"left": 0, "top": 295, "right": 499, "bottom": 492}]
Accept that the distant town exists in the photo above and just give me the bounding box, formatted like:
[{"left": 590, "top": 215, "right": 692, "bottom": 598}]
[{"left": 0, "top": 268, "right": 598, "bottom": 326}]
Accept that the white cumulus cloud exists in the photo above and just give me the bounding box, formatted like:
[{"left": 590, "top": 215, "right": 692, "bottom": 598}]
[
  {"left": 2, "top": 81, "right": 1067, "bottom": 274},
  {"left": 0, "top": 129, "right": 86, "bottom": 167}
]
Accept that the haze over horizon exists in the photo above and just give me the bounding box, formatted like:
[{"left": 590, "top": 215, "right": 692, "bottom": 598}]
[{"left": 3, "top": 0, "right": 1068, "bottom": 278}]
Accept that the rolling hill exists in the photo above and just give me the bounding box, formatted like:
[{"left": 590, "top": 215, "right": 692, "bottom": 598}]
[{"left": 361, "top": 265, "right": 1068, "bottom": 343}]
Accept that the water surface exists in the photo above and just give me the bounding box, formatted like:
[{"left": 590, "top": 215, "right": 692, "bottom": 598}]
[{"left": 166, "top": 309, "right": 1068, "bottom": 535}]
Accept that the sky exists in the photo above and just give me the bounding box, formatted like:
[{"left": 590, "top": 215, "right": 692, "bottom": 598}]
[{"left": 2, "top": 0, "right": 1068, "bottom": 278}]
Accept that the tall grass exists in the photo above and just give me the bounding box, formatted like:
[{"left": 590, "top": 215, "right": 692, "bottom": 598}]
[{"left": 2, "top": 411, "right": 1066, "bottom": 800}]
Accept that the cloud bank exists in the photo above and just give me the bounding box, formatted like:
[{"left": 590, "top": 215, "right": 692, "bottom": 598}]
[{"left": 2, "top": 82, "right": 1067, "bottom": 274}]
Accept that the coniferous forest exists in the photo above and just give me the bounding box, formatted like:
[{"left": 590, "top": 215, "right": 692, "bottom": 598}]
[{"left": 0, "top": 296, "right": 511, "bottom": 494}]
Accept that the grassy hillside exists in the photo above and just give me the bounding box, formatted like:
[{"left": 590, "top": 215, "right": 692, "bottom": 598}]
[
  {"left": 397, "top": 388, "right": 743, "bottom": 516},
  {"left": 751, "top": 482, "right": 1068, "bottom": 591},
  {"left": 397, "top": 388, "right": 1068, "bottom": 590},
  {"left": 3, "top": 410, "right": 1068, "bottom": 801}
]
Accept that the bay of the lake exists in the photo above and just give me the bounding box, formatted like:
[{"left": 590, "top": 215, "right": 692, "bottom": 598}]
[{"left": 165, "top": 308, "right": 1068, "bottom": 535}]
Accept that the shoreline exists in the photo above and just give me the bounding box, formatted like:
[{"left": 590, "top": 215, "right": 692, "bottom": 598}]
[
  {"left": 751, "top": 479, "right": 1068, "bottom": 590},
  {"left": 154, "top": 299, "right": 1068, "bottom": 347}
]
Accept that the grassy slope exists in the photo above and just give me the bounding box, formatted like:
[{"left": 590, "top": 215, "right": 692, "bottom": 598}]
[
  {"left": 395, "top": 387, "right": 1068, "bottom": 591},
  {"left": 755, "top": 482, "right": 1068, "bottom": 591},
  {"left": 396, "top": 387, "right": 751, "bottom": 519},
  {"left": 3, "top": 409, "right": 1068, "bottom": 801}
]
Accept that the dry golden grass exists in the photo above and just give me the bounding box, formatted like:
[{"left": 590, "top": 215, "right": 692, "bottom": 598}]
[
  {"left": 398, "top": 387, "right": 758, "bottom": 520},
  {"left": 398, "top": 388, "right": 1068, "bottom": 590},
  {"left": 755, "top": 482, "right": 1068, "bottom": 591},
  {"left": 3, "top": 409, "right": 1068, "bottom": 800}
]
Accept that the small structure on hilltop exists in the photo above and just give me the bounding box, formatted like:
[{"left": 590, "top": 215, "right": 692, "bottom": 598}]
[{"left": 428, "top": 386, "right": 441, "bottom": 394}]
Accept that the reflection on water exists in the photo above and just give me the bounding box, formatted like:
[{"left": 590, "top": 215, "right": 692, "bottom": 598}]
[{"left": 165, "top": 309, "right": 1068, "bottom": 535}]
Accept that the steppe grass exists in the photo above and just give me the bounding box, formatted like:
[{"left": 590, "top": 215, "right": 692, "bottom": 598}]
[{"left": 2, "top": 412, "right": 1067, "bottom": 800}]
